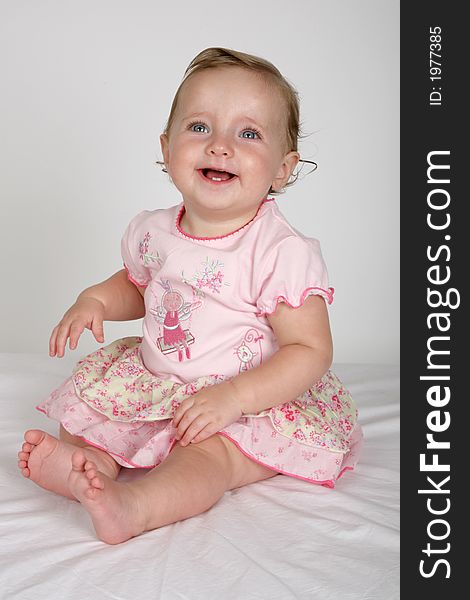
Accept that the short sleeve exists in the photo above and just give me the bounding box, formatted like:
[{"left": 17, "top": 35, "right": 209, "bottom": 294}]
[
  {"left": 255, "top": 236, "right": 334, "bottom": 316},
  {"left": 121, "top": 211, "right": 153, "bottom": 288}
]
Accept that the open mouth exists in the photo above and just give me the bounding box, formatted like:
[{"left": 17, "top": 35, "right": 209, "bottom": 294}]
[{"left": 199, "top": 168, "right": 237, "bottom": 183}]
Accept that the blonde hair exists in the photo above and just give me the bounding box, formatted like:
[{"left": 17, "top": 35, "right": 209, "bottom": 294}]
[{"left": 163, "top": 47, "right": 308, "bottom": 195}]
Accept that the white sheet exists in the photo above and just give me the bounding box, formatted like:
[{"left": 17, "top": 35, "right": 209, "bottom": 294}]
[{"left": 0, "top": 355, "right": 399, "bottom": 599}]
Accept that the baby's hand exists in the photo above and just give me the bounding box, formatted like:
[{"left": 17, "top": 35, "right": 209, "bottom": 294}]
[
  {"left": 172, "top": 382, "right": 243, "bottom": 446},
  {"left": 49, "top": 296, "right": 106, "bottom": 358}
]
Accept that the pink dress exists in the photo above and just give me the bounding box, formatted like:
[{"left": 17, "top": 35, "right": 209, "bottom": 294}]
[
  {"left": 163, "top": 312, "right": 185, "bottom": 346},
  {"left": 37, "top": 198, "right": 363, "bottom": 487}
]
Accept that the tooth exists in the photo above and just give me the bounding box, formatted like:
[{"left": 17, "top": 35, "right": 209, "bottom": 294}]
[{"left": 211, "top": 177, "right": 222, "bottom": 181}]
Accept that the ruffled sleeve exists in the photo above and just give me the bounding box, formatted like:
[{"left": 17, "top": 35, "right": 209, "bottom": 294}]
[
  {"left": 121, "top": 211, "right": 154, "bottom": 288},
  {"left": 255, "top": 236, "right": 334, "bottom": 317}
]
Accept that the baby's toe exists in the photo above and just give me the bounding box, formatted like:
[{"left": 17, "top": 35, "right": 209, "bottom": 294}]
[
  {"left": 84, "top": 459, "right": 97, "bottom": 471},
  {"left": 24, "top": 429, "right": 44, "bottom": 445},
  {"left": 90, "top": 475, "right": 105, "bottom": 490},
  {"left": 22, "top": 442, "right": 33, "bottom": 453},
  {"left": 18, "top": 451, "right": 29, "bottom": 461},
  {"left": 71, "top": 449, "right": 87, "bottom": 471},
  {"left": 21, "top": 467, "right": 30, "bottom": 477},
  {"left": 86, "top": 467, "right": 97, "bottom": 481},
  {"left": 85, "top": 485, "right": 100, "bottom": 500},
  {"left": 85, "top": 466, "right": 105, "bottom": 489}
]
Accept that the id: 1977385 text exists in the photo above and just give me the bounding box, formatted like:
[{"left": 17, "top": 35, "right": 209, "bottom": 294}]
[{"left": 429, "top": 26, "right": 442, "bottom": 106}]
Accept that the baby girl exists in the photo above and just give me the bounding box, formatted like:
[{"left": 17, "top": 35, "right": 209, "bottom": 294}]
[{"left": 18, "top": 47, "right": 362, "bottom": 544}]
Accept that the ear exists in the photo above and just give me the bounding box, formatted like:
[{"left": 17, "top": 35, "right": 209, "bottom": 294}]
[
  {"left": 160, "top": 134, "right": 169, "bottom": 169},
  {"left": 271, "top": 151, "right": 301, "bottom": 192}
]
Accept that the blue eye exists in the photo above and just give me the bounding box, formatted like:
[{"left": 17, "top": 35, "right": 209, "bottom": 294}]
[
  {"left": 241, "top": 129, "right": 260, "bottom": 139},
  {"left": 188, "top": 122, "right": 208, "bottom": 133}
]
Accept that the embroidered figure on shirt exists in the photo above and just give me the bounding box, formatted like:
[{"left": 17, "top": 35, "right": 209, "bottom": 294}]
[
  {"left": 233, "top": 328, "right": 264, "bottom": 372},
  {"left": 139, "top": 232, "right": 163, "bottom": 267},
  {"left": 149, "top": 280, "right": 202, "bottom": 362},
  {"left": 181, "top": 257, "right": 229, "bottom": 294}
]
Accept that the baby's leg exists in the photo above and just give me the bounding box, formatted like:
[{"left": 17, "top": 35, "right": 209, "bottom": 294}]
[
  {"left": 67, "top": 434, "right": 277, "bottom": 544},
  {"left": 17, "top": 426, "right": 121, "bottom": 500}
]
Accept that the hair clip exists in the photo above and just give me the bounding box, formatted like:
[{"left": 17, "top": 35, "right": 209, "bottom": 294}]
[
  {"left": 155, "top": 160, "right": 168, "bottom": 173},
  {"left": 296, "top": 159, "right": 318, "bottom": 176}
]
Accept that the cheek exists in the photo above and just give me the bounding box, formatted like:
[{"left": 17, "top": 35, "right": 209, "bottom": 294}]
[
  {"left": 238, "top": 145, "right": 264, "bottom": 165},
  {"left": 242, "top": 150, "right": 278, "bottom": 180},
  {"left": 168, "top": 138, "right": 197, "bottom": 166}
]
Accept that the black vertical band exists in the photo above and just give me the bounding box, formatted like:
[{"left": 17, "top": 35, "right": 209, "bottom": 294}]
[{"left": 401, "top": 2, "right": 465, "bottom": 595}]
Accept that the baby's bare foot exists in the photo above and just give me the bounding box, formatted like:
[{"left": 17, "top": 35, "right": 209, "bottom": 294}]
[
  {"left": 17, "top": 429, "right": 79, "bottom": 499},
  {"left": 68, "top": 450, "right": 147, "bottom": 544},
  {"left": 17, "top": 429, "right": 121, "bottom": 500}
]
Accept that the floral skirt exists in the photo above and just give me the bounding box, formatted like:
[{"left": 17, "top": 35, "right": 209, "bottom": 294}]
[{"left": 37, "top": 337, "right": 363, "bottom": 487}]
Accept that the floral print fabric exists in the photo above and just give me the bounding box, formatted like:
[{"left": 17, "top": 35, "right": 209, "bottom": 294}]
[
  {"left": 70, "top": 337, "right": 357, "bottom": 454},
  {"left": 72, "top": 337, "right": 225, "bottom": 422}
]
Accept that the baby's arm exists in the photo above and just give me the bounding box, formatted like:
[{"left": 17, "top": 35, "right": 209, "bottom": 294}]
[
  {"left": 49, "top": 269, "right": 145, "bottom": 358},
  {"left": 231, "top": 295, "right": 333, "bottom": 414}
]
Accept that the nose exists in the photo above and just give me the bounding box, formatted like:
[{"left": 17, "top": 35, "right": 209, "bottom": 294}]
[
  {"left": 211, "top": 148, "right": 228, "bottom": 156},
  {"left": 205, "top": 133, "right": 234, "bottom": 158}
]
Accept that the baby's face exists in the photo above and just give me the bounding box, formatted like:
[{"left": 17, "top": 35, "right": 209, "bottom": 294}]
[{"left": 160, "top": 67, "right": 299, "bottom": 224}]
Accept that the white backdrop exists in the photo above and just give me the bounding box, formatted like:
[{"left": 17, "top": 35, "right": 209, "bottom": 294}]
[{"left": 0, "top": 0, "right": 399, "bottom": 364}]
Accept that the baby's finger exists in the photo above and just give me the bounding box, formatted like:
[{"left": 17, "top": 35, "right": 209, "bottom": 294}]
[
  {"left": 49, "top": 325, "right": 59, "bottom": 356},
  {"left": 91, "top": 319, "right": 105, "bottom": 344},
  {"left": 173, "top": 397, "right": 194, "bottom": 427},
  {"left": 55, "top": 323, "right": 71, "bottom": 358},
  {"left": 190, "top": 423, "right": 218, "bottom": 445},
  {"left": 178, "top": 415, "right": 208, "bottom": 447},
  {"left": 175, "top": 409, "right": 197, "bottom": 438},
  {"left": 175, "top": 404, "right": 201, "bottom": 439},
  {"left": 69, "top": 322, "right": 85, "bottom": 350}
]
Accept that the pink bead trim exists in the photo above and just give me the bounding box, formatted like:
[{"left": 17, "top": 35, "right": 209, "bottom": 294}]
[
  {"left": 257, "top": 286, "right": 335, "bottom": 317},
  {"left": 175, "top": 198, "right": 272, "bottom": 241},
  {"left": 124, "top": 263, "right": 149, "bottom": 288}
]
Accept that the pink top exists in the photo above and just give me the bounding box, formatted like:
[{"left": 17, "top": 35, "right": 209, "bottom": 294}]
[{"left": 121, "top": 198, "right": 334, "bottom": 384}]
